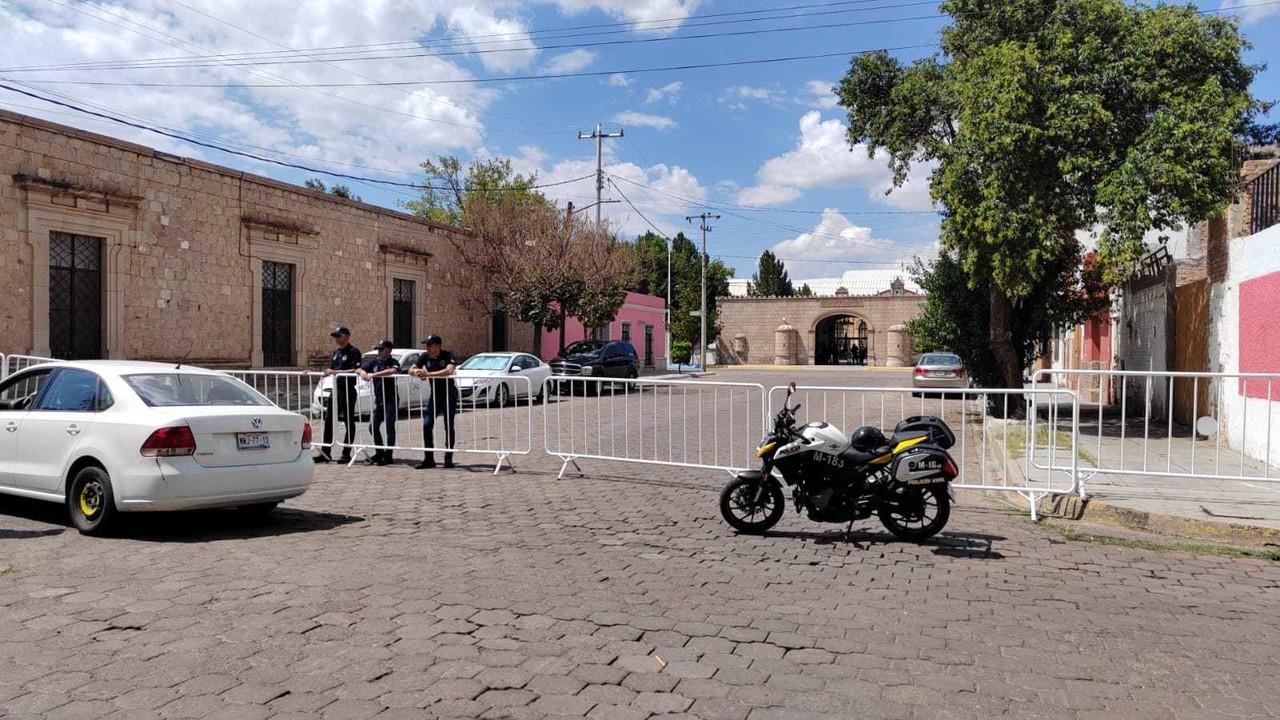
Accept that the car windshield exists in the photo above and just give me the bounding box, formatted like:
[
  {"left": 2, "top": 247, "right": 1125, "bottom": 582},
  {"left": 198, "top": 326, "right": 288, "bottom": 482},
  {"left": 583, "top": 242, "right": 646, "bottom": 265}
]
[
  {"left": 124, "top": 373, "right": 269, "bottom": 407},
  {"left": 562, "top": 341, "right": 605, "bottom": 357},
  {"left": 460, "top": 355, "right": 509, "bottom": 371},
  {"left": 920, "top": 354, "right": 961, "bottom": 366}
]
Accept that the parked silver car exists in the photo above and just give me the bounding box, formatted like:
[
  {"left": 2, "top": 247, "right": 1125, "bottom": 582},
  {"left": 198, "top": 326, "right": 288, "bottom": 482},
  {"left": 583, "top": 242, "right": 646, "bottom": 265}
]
[{"left": 912, "top": 352, "right": 968, "bottom": 393}]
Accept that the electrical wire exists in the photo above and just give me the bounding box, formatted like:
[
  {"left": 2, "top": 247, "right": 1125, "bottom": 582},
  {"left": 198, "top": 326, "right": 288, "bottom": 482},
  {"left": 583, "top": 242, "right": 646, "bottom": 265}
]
[
  {"left": 10, "top": 5, "right": 944, "bottom": 73},
  {"left": 17, "top": 43, "right": 940, "bottom": 88},
  {"left": 0, "top": 82, "right": 592, "bottom": 192},
  {"left": 4, "top": 0, "right": 934, "bottom": 73}
]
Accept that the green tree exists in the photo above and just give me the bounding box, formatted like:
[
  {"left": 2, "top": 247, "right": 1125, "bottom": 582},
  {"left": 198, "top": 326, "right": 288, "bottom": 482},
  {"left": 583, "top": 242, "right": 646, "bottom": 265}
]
[
  {"left": 630, "top": 232, "right": 733, "bottom": 351},
  {"left": 303, "top": 177, "right": 361, "bottom": 202},
  {"left": 907, "top": 251, "right": 1106, "bottom": 392},
  {"left": 838, "top": 0, "right": 1261, "bottom": 394},
  {"left": 748, "top": 250, "right": 794, "bottom": 297},
  {"left": 797, "top": 283, "right": 814, "bottom": 297},
  {"left": 400, "top": 156, "right": 541, "bottom": 227}
]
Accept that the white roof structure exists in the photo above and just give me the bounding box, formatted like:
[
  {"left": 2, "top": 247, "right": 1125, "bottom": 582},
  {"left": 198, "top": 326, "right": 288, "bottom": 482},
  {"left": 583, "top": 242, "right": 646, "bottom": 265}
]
[{"left": 726, "top": 269, "right": 922, "bottom": 298}]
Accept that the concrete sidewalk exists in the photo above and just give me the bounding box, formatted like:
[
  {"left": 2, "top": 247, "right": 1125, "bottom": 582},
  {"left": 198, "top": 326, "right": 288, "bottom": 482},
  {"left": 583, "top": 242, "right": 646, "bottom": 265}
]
[{"left": 1002, "top": 428, "right": 1280, "bottom": 534}]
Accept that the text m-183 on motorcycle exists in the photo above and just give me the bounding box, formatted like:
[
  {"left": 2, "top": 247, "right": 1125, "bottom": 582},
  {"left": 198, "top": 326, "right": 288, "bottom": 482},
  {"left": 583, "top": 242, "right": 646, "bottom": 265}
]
[{"left": 719, "top": 383, "right": 960, "bottom": 541}]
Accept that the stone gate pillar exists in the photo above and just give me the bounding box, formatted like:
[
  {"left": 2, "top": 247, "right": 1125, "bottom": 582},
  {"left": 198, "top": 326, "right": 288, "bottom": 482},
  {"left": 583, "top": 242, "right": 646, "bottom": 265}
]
[{"left": 774, "top": 319, "right": 798, "bottom": 365}]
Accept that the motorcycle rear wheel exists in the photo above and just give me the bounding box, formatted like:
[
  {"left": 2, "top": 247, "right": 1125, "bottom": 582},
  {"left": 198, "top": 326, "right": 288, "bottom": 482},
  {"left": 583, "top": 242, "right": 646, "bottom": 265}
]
[
  {"left": 877, "top": 485, "right": 950, "bottom": 541},
  {"left": 719, "top": 476, "right": 785, "bottom": 534}
]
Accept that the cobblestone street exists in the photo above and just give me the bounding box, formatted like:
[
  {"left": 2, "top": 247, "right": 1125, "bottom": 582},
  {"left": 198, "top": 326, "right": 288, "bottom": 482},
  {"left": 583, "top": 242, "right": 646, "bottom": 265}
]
[{"left": 4, "top": 442, "right": 1280, "bottom": 719}]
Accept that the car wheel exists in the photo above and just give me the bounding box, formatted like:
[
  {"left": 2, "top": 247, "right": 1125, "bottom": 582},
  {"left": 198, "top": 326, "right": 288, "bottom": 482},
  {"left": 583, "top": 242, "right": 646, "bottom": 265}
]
[
  {"left": 492, "top": 383, "right": 511, "bottom": 407},
  {"left": 68, "top": 465, "right": 118, "bottom": 536},
  {"left": 237, "top": 502, "right": 280, "bottom": 519}
]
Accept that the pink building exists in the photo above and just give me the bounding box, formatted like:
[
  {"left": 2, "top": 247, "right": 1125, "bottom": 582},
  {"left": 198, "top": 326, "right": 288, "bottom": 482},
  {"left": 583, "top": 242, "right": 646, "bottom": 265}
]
[{"left": 540, "top": 292, "right": 666, "bottom": 368}]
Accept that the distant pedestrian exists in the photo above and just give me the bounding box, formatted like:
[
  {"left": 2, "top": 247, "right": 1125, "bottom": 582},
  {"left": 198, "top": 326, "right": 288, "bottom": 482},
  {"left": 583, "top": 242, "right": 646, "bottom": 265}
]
[
  {"left": 316, "top": 325, "right": 361, "bottom": 464},
  {"left": 358, "top": 340, "right": 400, "bottom": 466},
  {"left": 409, "top": 334, "right": 459, "bottom": 469}
]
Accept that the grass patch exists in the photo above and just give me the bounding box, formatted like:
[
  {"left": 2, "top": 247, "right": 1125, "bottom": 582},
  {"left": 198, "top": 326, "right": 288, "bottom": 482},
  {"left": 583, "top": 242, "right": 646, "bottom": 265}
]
[
  {"left": 1002, "top": 425, "right": 1095, "bottom": 464},
  {"left": 1043, "top": 523, "right": 1280, "bottom": 561}
]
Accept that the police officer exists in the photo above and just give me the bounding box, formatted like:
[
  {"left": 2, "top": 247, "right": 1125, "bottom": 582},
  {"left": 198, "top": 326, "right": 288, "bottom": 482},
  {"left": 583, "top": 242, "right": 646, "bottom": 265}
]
[
  {"left": 409, "top": 334, "right": 459, "bottom": 469},
  {"left": 316, "top": 325, "right": 361, "bottom": 464},
  {"left": 358, "top": 339, "right": 400, "bottom": 466}
]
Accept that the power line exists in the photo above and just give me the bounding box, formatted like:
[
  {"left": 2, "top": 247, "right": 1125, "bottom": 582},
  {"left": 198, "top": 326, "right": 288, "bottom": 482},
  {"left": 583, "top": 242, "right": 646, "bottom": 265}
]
[
  {"left": 10, "top": 6, "right": 944, "bottom": 73},
  {"left": 3, "top": 0, "right": 935, "bottom": 73},
  {"left": 31, "top": 0, "right": 563, "bottom": 137},
  {"left": 607, "top": 173, "right": 939, "bottom": 216},
  {"left": 17, "top": 42, "right": 940, "bottom": 88},
  {"left": 0, "top": 82, "right": 593, "bottom": 192}
]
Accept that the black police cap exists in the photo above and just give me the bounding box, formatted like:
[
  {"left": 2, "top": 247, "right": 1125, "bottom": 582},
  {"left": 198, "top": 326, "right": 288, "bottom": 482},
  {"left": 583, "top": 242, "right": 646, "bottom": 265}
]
[
  {"left": 421, "top": 334, "right": 443, "bottom": 346},
  {"left": 330, "top": 325, "right": 351, "bottom": 337},
  {"left": 375, "top": 339, "right": 394, "bottom": 350}
]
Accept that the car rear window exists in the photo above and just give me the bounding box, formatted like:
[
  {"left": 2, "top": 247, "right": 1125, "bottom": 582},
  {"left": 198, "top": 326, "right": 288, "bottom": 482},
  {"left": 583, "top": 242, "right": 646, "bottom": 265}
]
[
  {"left": 124, "top": 373, "right": 269, "bottom": 407},
  {"left": 920, "top": 354, "right": 961, "bottom": 365}
]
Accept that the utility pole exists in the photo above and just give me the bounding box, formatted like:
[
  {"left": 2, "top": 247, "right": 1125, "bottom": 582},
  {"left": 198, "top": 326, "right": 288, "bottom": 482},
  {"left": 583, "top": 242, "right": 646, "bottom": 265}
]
[
  {"left": 686, "top": 213, "right": 720, "bottom": 369},
  {"left": 578, "top": 123, "right": 623, "bottom": 225}
]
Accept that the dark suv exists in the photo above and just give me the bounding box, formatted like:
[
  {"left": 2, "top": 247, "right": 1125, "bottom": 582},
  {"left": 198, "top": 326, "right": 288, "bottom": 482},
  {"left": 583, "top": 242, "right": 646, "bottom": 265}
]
[{"left": 550, "top": 340, "right": 639, "bottom": 388}]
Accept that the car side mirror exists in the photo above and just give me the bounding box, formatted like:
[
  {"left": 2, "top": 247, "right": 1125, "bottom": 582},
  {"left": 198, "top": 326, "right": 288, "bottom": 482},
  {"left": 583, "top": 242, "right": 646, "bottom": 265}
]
[{"left": 509, "top": 366, "right": 521, "bottom": 373}]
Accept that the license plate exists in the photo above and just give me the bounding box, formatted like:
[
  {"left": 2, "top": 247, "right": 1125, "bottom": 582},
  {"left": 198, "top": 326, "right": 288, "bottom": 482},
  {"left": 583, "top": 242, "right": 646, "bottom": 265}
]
[
  {"left": 236, "top": 433, "right": 271, "bottom": 451},
  {"left": 927, "top": 371, "right": 951, "bottom": 377}
]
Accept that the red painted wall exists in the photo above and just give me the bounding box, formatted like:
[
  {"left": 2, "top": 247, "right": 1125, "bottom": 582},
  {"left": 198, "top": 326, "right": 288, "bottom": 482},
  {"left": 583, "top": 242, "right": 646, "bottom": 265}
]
[{"left": 1239, "top": 270, "right": 1280, "bottom": 400}]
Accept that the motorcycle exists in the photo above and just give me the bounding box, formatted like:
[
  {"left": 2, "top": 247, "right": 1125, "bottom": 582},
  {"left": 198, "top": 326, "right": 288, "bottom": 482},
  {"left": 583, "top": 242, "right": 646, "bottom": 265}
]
[{"left": 719, "top": 383, "right": 960, "bottom": 541}]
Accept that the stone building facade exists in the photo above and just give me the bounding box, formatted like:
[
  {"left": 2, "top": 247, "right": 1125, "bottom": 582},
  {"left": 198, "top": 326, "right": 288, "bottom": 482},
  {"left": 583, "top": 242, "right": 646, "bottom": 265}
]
[
  {"left": 718, "top": 284, "right": 926, "bottom": 367},
  {"left": 0, "top": 110, "right": 524, "bottom": 367}
]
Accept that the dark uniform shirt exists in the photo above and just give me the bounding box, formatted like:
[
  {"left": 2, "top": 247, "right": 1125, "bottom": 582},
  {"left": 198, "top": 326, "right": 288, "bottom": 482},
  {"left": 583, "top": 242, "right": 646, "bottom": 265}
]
[
  {"left": 361, "top": 354, "right": 401, "bottom": 403},
  {"left": 330, "top": 344, "right": 363, "bottom": 371},
  {"left": 329, "top": 343, "right": 362, "bottom": 399},
  {"left": 413, "top": 350, "right": 459, "bottom": 405}
]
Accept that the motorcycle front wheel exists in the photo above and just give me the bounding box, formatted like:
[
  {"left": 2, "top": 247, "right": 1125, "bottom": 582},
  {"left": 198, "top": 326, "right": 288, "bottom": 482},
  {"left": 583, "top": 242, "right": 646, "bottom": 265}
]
[
  {"left": 877, "top": 484, "right": 950, "bottom": 541},
  {"left": 719, "top": 476, "right": 785, "bottom": 534}
]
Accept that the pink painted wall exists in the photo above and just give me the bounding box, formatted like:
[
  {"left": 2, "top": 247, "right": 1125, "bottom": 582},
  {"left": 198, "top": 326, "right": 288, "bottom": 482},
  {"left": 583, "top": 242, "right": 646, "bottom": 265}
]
[
  {"left": 1239, "top": 270, "right": 1280, "bottom": 400},
  {"left": 540, "top": 291, "right": 667, "bottom": 367}
]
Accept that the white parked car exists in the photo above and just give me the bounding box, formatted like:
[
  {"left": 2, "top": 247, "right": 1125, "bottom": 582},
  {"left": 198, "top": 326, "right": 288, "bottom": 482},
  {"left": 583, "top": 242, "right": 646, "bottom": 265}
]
[
  {"left": 0, "top": 361, "right": 314, "bottom": 535},
  {"left": 456, "top": 352, "right": 552, "bottom": 406},
  {"left": 309, "top": 348, "right": 424, "bottom": 417}
]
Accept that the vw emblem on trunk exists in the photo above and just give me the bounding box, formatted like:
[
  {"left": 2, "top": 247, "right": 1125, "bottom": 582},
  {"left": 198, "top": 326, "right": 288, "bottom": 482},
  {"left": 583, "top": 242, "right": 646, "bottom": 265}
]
[{"left": 250, "top": 417, "right": 263, "bottom": 428}]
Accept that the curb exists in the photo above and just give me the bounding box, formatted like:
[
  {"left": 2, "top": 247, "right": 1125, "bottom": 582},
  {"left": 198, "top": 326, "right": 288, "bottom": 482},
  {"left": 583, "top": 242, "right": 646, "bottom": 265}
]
[{"left": 994, "top": 491, "right": 1280, "bottom": 547}]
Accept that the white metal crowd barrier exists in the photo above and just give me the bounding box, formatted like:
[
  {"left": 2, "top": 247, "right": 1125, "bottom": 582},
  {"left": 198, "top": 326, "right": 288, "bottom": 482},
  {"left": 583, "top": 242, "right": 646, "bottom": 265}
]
[
  {"left": 225, "top": 370, "right": 330, "bottom": 450},
  {"left": 768, "top": 385, "right": 1083, "bottom": 520},
  {"left": 1, "top": 354, "right": 56, "bottom": 379},
  {"left": 316, "top": 371, "right": 535, "bottom": 474},
  {"left": 1033, "top": 369, "right": 1280, "bottom": 498},
  {"left": 543, "top": 375, "right": 767, "bottom": 479}
]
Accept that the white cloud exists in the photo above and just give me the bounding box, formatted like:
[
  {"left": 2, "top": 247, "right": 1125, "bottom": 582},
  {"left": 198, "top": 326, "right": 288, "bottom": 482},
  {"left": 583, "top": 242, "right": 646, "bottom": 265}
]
[
  {"left": 446, "top": 6, "right": 539, "bottom": 72},
  {"left": 737, "top": 184, "right": 801, "bottom": 206},
  {"left": 517, "top": 151, "right": 708, "bottom": 238},
  {"left": 771, "top": 209, "right": 933, "bottom": 279},
  {"left": 644, "top": 81, "right": 683, "bottom": 104},
  {"left": 718, "top": 85, "right": 784, "bottom": 110},
  {"left": 613, "top": 111, "right": 677, "bottom": 130},
  {"left": 607, "top": 73, "right": 631, "bottom": 87},
  {"left": 737, "top": 111, "right": 936, "bottom": 210},
  {"left": 0, "top": 1, "right": 515, "bottom": 183},
  {"left": 543, "top": 49, "right": 596, "bottom": 74},
  {"left": 802, "top": 80, "right": 840, "bottom": 110},
  {"left": 553, "top": 0, "right": 703, "bottom": 29},
  {"left": 1219, "top": 0, "right": 1280, "bottom": 23}
]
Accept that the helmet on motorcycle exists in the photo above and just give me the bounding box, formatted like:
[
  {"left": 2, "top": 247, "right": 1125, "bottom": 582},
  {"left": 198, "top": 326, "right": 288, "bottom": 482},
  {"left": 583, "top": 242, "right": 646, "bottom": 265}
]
[{"left": 850, "top": 426, "right": 887, "bottom": 452}]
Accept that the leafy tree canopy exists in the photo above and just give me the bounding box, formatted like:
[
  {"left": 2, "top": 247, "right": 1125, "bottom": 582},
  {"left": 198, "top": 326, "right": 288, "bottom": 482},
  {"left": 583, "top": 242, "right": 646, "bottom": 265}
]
[
  {"left": 839, "top": 0, "right": 1261, "bottom": 387},
  {"left": 748, "top": 250, "right": 794, "bottom": 297}
]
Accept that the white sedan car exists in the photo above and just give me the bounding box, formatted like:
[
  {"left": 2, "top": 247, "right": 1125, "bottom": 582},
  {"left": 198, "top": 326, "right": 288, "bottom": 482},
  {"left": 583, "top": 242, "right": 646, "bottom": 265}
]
[
  {"left": 456, "top": 352, "right": 552, "bottom": 406},
  {"left": 0, "top": 361, "right": 314, "bottom": 535}
]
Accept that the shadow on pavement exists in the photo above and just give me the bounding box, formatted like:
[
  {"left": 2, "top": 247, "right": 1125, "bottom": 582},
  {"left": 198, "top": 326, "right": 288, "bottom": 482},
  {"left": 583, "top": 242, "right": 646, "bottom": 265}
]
[
  {"left": 0, "top": 495, "right": 362, "bottom": 543},
  {"left": 763, "top": 528, "right": 1006, "bottom": 559}
]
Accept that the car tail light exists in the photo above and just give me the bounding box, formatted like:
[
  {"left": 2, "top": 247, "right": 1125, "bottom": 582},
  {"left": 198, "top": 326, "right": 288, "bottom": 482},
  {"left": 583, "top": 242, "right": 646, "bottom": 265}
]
[
  {"left": 140, "top": 425, "right": 197, "bottom": 457},
  {"left": 914, "top": 367, "right": 926, "bottom": 376},
  {"left": 956, "top": 367, "right": 966, "bottom": 376},
  {"left": 942, "top": 457, "right": 958, "bottom": 478},
  {"left": 302, "top": 422, "right": 313, "bottom": 448}
]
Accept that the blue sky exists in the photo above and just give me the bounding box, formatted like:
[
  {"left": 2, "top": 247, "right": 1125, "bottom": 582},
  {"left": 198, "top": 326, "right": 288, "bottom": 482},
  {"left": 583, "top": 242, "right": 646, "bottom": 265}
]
[{"left": 2, "top": 0, "right": 1277, "bottom": 281}]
